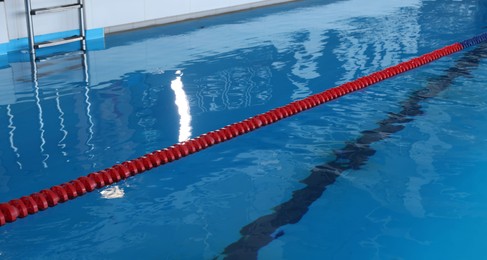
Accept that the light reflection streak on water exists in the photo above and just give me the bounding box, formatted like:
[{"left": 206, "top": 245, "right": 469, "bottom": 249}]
[
  {"left": 33, "top": 70, "right": 49, "bottom": 168},
  {"left": 55, "top": 91, "right": 68, "bottom": 157},
  {"left": 84, "top": 85, "right": 95, "bottom": 158},
  {"left": 82, "top": 53, "right": 95, "bottom": 159},
  {"left": 6, "top": 105, "right": 22, "bottom": 169},
  {"left": 170, "top": 71, "right": 192, "bottom": 142}
]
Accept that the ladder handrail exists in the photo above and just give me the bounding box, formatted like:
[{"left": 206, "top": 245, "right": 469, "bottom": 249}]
[
  {"left": 24, "top": 0, "right": 87, "bottom": 60},
  {"left": 24, "top": 0, "right": 36, "bottom": 55},
  {"left": 79, "top": 0, "right": 86, "bottom": 51}
]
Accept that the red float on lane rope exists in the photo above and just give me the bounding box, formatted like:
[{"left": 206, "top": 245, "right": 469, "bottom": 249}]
[
  {"left": 20, "top": 196, "right": 39, "bottom": 214},
  {"left": 9, "top": 199, "right": 28, "bottom": 218},
  {"left": 0, "top": 203, "right": 19, "bottom": 222},
  {"left": 51, "top": 186, "right": 69, "bottom": 203},
  {"left": 0, "top": 211, "right": 5, "bottom": 226},
  {"left": 31, "top": 193, "right": 49, "bottom": 211}
]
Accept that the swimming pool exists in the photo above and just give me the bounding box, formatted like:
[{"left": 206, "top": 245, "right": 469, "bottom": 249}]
[{"left": 1, "top": 0, "right": 487, "bottom": 258}]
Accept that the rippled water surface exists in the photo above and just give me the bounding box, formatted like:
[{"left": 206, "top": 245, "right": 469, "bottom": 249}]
[{"left": 1, "top": 0, "right": 487, "bottom": 259}]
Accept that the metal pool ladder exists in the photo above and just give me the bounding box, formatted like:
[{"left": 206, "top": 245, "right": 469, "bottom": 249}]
[{"left": 24, "top": 0, "right": 86, "bottom": 60}]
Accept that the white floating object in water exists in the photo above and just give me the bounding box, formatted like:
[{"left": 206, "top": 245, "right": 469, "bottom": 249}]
[{"left": 100, "top": 186, "right": 125, "bottom": 199}]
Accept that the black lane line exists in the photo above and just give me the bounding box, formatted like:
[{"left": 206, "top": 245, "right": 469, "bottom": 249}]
[{"left": 219, "top": 43, "right": 487, "bottom": 260}]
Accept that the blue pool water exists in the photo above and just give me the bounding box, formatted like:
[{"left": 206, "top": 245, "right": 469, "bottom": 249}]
[{"left": 1, "top": 0, "right": 487, "bottom": 258}]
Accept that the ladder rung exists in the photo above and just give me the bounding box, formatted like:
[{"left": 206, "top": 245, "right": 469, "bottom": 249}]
[
  {"left": 35, "top": 50, "right": 85, "bottom": 62},
  {"left": 31, "top": 3, "right": 82, "bottom": 15},
  {"left": 35, "top": 35, "right": 84, "bottom": 49}
]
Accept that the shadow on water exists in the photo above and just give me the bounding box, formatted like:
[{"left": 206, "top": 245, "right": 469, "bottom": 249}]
[{"left": 218, "top": 43, "right": 487, "bottom": 259}]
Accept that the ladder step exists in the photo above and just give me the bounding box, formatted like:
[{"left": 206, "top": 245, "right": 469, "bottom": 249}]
[
  {"left": 35, "top": 35, "right": 84, "bottom": 49},
  {"left": 35, "top": 50, "right": 85, "bottom": 62},
  {"left": 31, "top": 3, "right": 82, "bottom": 15}
]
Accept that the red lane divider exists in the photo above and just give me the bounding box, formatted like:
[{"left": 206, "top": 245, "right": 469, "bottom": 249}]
[{"left": 0, "top": 43, "right": 464, "bottom": 226}]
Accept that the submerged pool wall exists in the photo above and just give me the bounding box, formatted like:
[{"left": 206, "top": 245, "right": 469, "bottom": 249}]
[{"left": 0, "top": 0, "right": 295, "bottom": 56}]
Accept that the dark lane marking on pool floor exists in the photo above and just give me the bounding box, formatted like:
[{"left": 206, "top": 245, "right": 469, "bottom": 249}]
[{"left": 219, "top": 43, "right": 487, "bottom": 260}]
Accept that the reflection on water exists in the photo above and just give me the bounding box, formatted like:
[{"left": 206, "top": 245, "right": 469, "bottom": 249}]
[
  {"left": 32, "top": 71, "right": 49, "bottom": 168},
  {"left": 83, "top": 79, "right": 96, "bottom": 161},
  {"left": 188, "top": 64, "right": 273, "bottom": 113},
  {"left": 6, "top": 105, "right": 21, "bottom": 170},
  {"left": 0, "top": 0, "right": 426, "bottom": 176},
  {"left": 334, "top": 6, "right": 420, "bottom": 83},
  {"left": 170, "top": 70, "right": 192, "bottom": 142},
  {"left": 55, "top": 91, "right": 68, "bottom": 157}
]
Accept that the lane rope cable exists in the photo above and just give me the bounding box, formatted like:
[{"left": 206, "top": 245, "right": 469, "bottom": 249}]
[{"left": 1, "top": 32, "right": 486, "bottom": 226}]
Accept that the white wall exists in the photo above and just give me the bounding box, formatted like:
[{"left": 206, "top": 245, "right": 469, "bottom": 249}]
[
  {"left": 87, "top": 0, "right": 293, "bottom": 32},
  {"left": 4, "top": 0, "right": 80, "bottom": 40},
  {"left": 1, "top": 0, "right": 293, "bottom": 43},
  {"left": 0, "top": 1, "right": 9, "bottom": 44}
]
